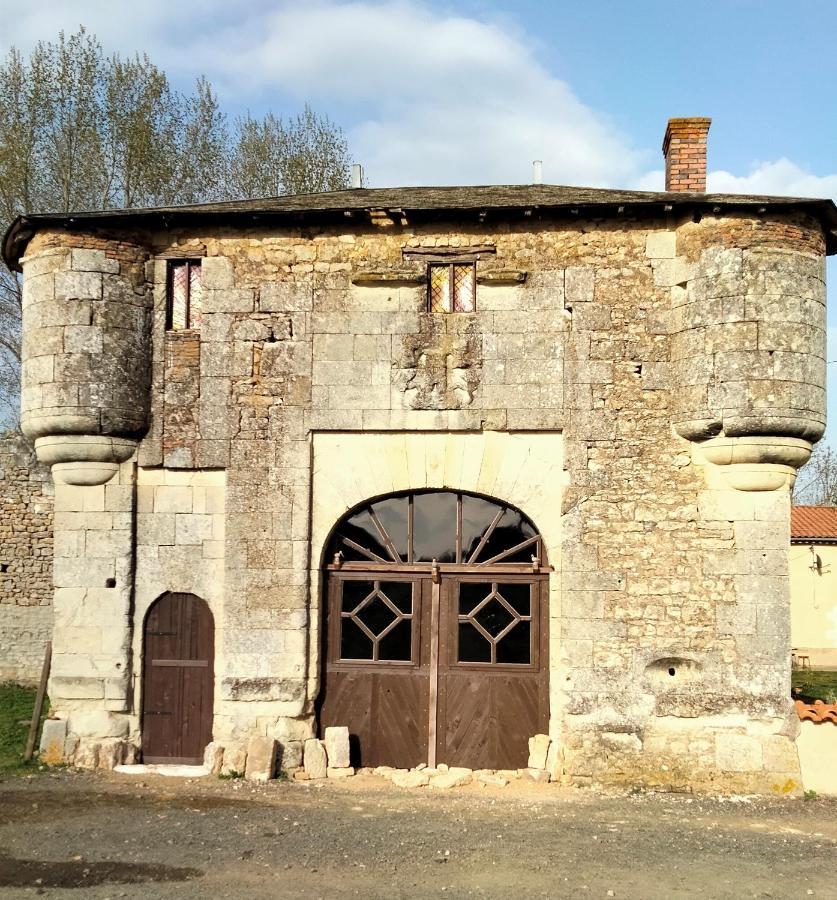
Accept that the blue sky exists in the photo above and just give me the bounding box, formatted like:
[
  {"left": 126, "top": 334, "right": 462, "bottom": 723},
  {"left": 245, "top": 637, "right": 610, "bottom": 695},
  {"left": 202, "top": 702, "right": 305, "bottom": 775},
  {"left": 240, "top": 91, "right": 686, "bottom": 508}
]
[{"left": 2, "top": 0, "right": 836, "bottom": 440}]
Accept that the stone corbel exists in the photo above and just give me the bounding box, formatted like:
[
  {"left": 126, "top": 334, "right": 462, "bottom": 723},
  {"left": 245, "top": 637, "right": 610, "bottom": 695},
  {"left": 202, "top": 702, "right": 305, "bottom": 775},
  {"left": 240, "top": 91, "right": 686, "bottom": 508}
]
[
  {"left": 693, "top": 435, "right": 812, "bottom": 492},
  {"left": 34, "top": 434, "right": 138, "bottom": 485}
]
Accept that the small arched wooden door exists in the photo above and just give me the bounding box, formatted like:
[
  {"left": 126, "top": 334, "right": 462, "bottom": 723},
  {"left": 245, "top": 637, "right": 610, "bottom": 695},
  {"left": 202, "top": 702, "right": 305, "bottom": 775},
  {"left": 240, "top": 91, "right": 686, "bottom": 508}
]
[
  {"left": 141, "top": 592, "right": 214, "bottom": 764},
  {"left": 319, "top": 490, "right": 550, "bottom": 770}
]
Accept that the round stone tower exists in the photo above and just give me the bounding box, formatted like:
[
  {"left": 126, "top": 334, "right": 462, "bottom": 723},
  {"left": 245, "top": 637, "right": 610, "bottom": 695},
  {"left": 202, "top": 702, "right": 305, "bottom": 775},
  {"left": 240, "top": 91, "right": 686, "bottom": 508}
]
[
  {"left": 19, "top": 233, "right": 152, "bottom": 484},
  {"left": 671, "top": 211, "right": 826, "bottom": 490}
]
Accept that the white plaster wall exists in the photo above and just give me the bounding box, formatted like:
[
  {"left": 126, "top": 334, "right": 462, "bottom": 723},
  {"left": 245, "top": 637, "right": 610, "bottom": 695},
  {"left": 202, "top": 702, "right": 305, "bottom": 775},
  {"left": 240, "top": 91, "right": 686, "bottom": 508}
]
[
  {"left": 309, "top": 430, "right": 565, "bottom": 736},
  {"left": 797, "top": 721, "right": 837, "bottom": 796}
]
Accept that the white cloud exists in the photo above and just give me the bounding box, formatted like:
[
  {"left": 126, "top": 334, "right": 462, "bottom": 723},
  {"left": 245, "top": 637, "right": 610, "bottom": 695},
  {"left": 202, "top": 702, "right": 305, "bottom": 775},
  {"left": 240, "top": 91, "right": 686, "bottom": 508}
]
[
  {"left": 2, "top": 1, "right": 837, "bottom": 196},
  {"left": 0, "top": 0, "right": 650, "bottom": 188},
  {"left": 708, "top": 159, "right": 837, "bottom": 200}
]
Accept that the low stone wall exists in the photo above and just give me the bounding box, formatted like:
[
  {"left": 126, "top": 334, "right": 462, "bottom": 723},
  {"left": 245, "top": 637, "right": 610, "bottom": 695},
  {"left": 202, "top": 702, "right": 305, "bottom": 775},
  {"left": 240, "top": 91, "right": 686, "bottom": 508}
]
[{"left": 0, "top": 431, "right": 54, "bottom": 684}]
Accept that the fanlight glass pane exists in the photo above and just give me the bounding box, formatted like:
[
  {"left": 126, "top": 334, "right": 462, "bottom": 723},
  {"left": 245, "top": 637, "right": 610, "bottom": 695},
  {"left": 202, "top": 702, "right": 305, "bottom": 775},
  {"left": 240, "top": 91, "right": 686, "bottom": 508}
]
[
  {"left": 340, "top": 509, "right": 391, "bottom": 561},
  {"left": 429, "top": 265, "right": 451, "bottom": 312},
  {"left": 371, "top": 497, "right": 409, "bottom": 561},
  {"left": 452, "top": 264, "right": 475, "bottom": 312},
  {"left": 413, "top": 492, "right": 457, "bottom": 562},
  {"left": 461, "top": 494, "right": 503, "bottom": 561},
  {"left": 327, "top": 491, "right": 541, "bottom": 568},
  {"left": 476, "top": 510, "right": 537, "bottom": 563}
]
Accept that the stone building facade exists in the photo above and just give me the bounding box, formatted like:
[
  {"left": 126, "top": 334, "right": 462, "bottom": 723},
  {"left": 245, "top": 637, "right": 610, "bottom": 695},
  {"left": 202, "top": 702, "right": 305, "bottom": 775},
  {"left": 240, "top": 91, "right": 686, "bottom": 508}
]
[
  {"left": 3, "top": 118, "right": 835, "bottom": 790},
  {"left": 0, "top": 431, "right": 53, "bottom": 684}
]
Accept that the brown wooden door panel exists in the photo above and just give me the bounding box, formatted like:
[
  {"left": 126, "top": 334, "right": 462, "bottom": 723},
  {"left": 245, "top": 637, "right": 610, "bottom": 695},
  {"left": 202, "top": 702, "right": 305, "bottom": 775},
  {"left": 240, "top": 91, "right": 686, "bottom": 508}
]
[
  {"left": 320, "top": 669, "right": 428, "bottom": 768},
  {"left": 142, "top": 592, "right": 214, "bottom": 764},
  {"left": 320, "top": 559, "right": 549, "bottom": 770},
  {"left": 438, "top": 672, "right": 543, "bottom": 768}
]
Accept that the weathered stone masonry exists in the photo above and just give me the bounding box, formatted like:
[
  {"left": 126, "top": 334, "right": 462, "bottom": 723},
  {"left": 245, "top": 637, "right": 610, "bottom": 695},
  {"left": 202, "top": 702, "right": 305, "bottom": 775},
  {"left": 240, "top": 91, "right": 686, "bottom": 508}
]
[
  {"left": 4, "top": 173, "right": 835, "bottom": 791},
  {"left": 0, "top": 431, "right": 53, "bottom": 684}
]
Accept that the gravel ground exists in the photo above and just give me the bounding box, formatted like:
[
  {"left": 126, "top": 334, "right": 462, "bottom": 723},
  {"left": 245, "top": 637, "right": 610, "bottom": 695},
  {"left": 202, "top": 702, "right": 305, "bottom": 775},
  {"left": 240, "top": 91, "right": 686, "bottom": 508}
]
[{"left": 0, "top": 769, "right": 835, "bottom": 899}]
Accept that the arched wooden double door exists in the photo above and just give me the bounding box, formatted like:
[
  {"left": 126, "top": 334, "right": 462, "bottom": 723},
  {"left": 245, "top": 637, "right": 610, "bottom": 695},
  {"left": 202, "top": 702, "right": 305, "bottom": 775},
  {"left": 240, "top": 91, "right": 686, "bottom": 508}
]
[
  {"left": 141, "top": 592, "right": 214, "bottom": 764},
  {"left": 319, "top": 491, "right": 550, "bottom": 770}
]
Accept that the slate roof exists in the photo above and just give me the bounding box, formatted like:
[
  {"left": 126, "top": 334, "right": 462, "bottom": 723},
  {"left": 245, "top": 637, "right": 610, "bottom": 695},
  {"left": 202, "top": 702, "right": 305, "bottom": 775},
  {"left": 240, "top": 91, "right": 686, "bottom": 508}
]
[
  {"left": 5, "top": 184, "right": 837, "bottom": 270},
  {"left": 791, "top": 506, "right": 837, "bottom": 543}
]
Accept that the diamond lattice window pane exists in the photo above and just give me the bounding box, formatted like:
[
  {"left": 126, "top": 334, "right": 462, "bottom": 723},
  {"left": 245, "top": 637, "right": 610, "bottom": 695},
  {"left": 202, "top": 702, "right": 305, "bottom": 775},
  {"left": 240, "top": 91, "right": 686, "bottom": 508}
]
[
  {"left": 188, "top": 263, "right": 203, "bottom": 329},
  {"left": 474, "top": 597, "right": 515, "bottom": 637},
  {"left": 452, "top": 264, "right": 475, "bottom": 312},
  {"left": 356, "top": 595, "right": 398, "bottom": 636},
  {"left": 169, "top": 263, "right": 188, "bottom": 330},
  {"left": 429, "top": 265, "right": 451, "bottom": 312}
]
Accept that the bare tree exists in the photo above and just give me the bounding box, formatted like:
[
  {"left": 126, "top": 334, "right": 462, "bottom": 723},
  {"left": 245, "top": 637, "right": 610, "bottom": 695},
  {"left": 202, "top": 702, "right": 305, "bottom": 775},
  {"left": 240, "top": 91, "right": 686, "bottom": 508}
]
[
  {"left": 229, "top": 105, "right": 351, "bottom": 198},
  {"left": 0, "top": 29, "right": 352, "bottom": 424},
  {"left": 793, "top": 442, "right": 837, "bottom": 506}
]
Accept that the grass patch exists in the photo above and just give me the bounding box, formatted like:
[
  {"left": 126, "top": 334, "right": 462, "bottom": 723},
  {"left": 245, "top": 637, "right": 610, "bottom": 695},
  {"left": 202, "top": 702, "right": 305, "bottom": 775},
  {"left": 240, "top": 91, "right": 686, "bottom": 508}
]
[
  {"left": 792, "top": 669, "right": 837, "bottom": 704},
  {"left": 0, "top": 682, "right": 48, "bottom": 774}
]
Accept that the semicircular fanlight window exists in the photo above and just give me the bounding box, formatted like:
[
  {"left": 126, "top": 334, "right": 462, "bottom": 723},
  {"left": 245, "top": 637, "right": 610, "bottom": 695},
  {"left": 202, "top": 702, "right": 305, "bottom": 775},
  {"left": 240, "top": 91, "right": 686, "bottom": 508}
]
[{"left": 327, "top": 491, "right": 542, "bottom": 567}]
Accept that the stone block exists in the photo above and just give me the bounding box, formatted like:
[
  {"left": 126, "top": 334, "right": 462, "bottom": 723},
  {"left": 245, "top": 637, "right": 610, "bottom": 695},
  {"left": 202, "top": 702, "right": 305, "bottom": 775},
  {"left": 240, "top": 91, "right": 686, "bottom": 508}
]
[
  {"left": 74, "top": 742, "right": 100, "bottom": 769},
  {"left": 327, "top": 767, "right": 355, "bottom": 778},
  {"left": 245, "top": 736, "right": 278, "bottom": 781},
  {"left": 303, "top": 738, "right": 327, "bottom": 779},
  {"left": 279, "top": 740, "right": 303, "bottom": 771},
  {"left": 477, "top": 772, "right": 509, "bottom": 787},
  {"left": 204, "top": 742, "right": 225, "bottom": 775},
  {"left": 260, "top": 281, "right": 313, "bottom": 312},
  {"left": 391, "top": 769, "right": 430, "bottom": 788},
  {"left": 201, "top": 256, "right": 234, "bottom": 289},
  {"left": 54, "top": 270, "right": 103, "bottom": 301},
  {"left": 98, "top": 738, "right": 124, "bottom": 770},
  {"left": 324, "top": 725, "right": 351, "bottom": 768},
  {"left": 203, "top": 288, "right": 255, "bottom": 313},
  {"left": 39, "top": 719, "right": 67, "bottom": 765},
  {"left": 221, "top": 742, "right": 247, "bottom": 777},
  {"left": 645, "top": 231, "right": 676, "bottom": 259},
  {"left": 71, "top": 248, "right": 119, "bottom": 273},
  {"left": 429, "top": 767, "right": 472, "bottom": 788},
  {"left": 527, "top": 734, "right": 551, "bottom": 769},
  {"left": 715, "top": 733, "right": 763, "bottom": 772},
  {"left": 521, "top": 767, "right": 551, "bottom": 783}
]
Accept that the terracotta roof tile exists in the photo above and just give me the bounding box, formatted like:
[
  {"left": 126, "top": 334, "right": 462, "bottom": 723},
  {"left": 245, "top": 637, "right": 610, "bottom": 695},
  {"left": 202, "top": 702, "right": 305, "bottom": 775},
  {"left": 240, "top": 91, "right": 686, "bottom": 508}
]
[
  {"left": 795, "top": 699, "right": 837, "bottom": 724},
  {"left": 791, "top": 506, "right": 837, "bottom": 541}
]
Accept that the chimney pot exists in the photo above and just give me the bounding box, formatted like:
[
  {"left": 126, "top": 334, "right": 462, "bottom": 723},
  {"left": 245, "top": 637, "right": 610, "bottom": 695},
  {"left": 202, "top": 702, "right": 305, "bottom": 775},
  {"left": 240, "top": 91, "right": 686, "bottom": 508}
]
[
  {"left": 351, "top": 164, "right": 363, "bottom": 189},
  {"left": 663, "top": 117, "right": 711, "bottom": 192}
]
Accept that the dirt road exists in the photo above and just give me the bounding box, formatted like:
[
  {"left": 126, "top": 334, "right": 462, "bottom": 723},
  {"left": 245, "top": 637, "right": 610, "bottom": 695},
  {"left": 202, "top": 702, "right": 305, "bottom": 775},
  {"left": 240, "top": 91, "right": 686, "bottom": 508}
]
[{"left": 0, "top": 770, "right": 834, "bottom": 898}]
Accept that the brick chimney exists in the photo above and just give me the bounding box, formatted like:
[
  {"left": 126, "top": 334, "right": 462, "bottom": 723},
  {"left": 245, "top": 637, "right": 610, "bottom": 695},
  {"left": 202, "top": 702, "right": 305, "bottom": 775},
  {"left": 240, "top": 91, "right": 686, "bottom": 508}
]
[{"left": 662, "top": 117, "right": 711, "bottom": 192}]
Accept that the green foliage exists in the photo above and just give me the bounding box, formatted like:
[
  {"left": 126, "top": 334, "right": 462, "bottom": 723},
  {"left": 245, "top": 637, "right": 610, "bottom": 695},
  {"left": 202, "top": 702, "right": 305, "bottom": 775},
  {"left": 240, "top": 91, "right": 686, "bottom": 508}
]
[
  {"left": 0, "top": 682, "right": 48, "bottom": 774},
  {"left": 0, "top": 27, "right": 352, "bottom": 423},
  {"left": 218, "top": 769, "right": 244, "bottom": 780},
  {"left": 804, "top": 789, "right": 818, "bottom": 800},
  {"left": 791, "top": 669, "right": 837, "bottom": 704}
]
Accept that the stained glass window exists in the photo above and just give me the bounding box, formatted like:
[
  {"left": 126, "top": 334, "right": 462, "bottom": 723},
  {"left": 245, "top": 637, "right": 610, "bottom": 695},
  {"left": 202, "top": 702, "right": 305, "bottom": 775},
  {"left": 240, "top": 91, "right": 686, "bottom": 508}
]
[
  {"left": 428, "top": 263, "right": 476, "bottom": 313},
  {"left": 167, "top": 260, "right": 203, "bottom": 330}
]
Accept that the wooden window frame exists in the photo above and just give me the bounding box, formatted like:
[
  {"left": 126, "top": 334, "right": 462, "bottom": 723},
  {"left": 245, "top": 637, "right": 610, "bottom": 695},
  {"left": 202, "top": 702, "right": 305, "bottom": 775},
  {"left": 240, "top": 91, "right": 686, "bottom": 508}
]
[
  {"left": 427, "top": 261, "right": 476, "bottom": 313},
  {"left": 165, "top": 259, "right": 202, "bottom": 331}
]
